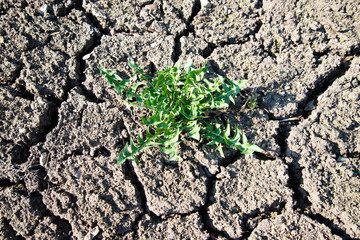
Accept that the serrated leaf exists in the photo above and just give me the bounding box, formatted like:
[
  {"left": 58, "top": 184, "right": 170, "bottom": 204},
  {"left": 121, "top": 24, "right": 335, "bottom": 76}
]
[
  {"left": 138, "top": 132, "right": 145, "bottom": 145},
  {"left": 117, "top": 143, "right": 131, "bottom": 164},
  {"left": 127, "top": 82, "right": 143, "bottom": 99},
  {"left": 145, "top": 140, "right": 161, "bottom": 148},
  {"left": 101, "top": 58, "right": 262, "bottom": 165},
  {"left": 229, "top": 95, "right": 235, "bottom": 104},
  {"left": 169, "top": 128, "right": 181, "bottom": 145},
  {"left": 180, "top": 106, "right": 196, "bottom": 120},
  {"left": 129, "top": 138, "right": 138, "bottom": 153},
  {"left": 142, "top": 111, "right": 165, "bottom": 125},
  {"left": 237, "top": 134, "right": 263, "bottom": 154},
  {"left": 117, "top": 155, "right": 127, "bottom": 164}
]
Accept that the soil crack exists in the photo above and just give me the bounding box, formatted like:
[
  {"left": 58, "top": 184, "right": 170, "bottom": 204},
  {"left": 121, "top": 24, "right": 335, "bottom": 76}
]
[
  {"left": 304, "top": 212, "right": 354, "bottom": 240},
  {"left": 2, "top": 218, "right": 25, "bottom": 240},
  {"left": 172, "top": 0, "right": 201, "bottom": 63},
  {"left": 32, "top": 191, "right": 73, "bottom": 239},
  {"left": 197, "top": 173, "right": 229, "bottom": 240},
  {"left": 75, "top": 31, "right": 105, "bottom": 103},
  {"left": 274, "top": 51, "right": 360, "bottom": 238},
  {"left": 122, "top": 161, "right": 151, "bottom": 237},
  {"left": 299, "top": 49, "right": 360, "bottom": 120},
  {"left": 242, "top": 201, "right": 287, "bottom": 240},
  {"left": 276, "top": 118, "right": 312, "bottom": 213}
]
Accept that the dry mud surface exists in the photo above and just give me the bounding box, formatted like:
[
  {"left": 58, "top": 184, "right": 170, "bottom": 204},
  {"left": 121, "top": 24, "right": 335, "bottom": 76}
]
[{"left": 0, "top": 0, "right": 359, "bottom": 239}]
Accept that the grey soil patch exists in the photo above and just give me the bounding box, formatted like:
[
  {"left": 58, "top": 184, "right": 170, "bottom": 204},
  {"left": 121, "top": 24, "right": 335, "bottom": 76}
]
[
  {"left": 19, "top": 46, "right": 78, "bottom": 101},
  {"left": 137, "top": 213, "right": 209, "bottom": 239},
  {"left": 207, "top": 155, "right": 293, "bottom": 238},
  {"left": 133, "top": 150, "right": 208, "bottom": 216},
  {"left": 1, "top": 0, "right": 359, "bottom": 239},
  {"left": 249, "top": 211, "right": 342, "bottom": 240},
  {"left": 286, "top": 57, "right": 360, "bottom": 238},
  {"left": 193, "top": 0, "right": 261, "bottom": 45},
  {"left": 83, "top": 33, "right": 175, "bottom": 104},
  {"left": 0, "top": 86, "right": 55, "bottom": 145}
]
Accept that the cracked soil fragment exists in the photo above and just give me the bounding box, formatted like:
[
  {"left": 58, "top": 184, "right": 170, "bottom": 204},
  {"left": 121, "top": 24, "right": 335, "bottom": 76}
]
[
  {"left": 0, "top": 86, "right": 55, "bottom": 145},
  {"left": 208, "top": 155, "right": 293, "bottom": 238},
  {"left": 133, "top": 150, "right": 208, "bottom": 216},
  {"left": 286, "top": 57, "right": 360, "bottom": 238},
  {"left": 249, "top": 211, "right": 342, "bottom": 240},
  {"left": 137, "top": 213, "right": 209, "bottom": 239}
]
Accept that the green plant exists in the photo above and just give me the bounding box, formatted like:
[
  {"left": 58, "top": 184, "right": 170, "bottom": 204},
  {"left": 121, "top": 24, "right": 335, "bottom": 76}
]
[
  {"left": 248, "top": 96, "right": 259, "bottom": 113},
  {"left": 99, "top": 59, "right": 262, "bottom": 164}
]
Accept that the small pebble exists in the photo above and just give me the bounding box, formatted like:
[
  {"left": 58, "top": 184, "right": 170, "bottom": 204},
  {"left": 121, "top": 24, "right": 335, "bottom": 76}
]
[
  {"left": 337, "top": 156, "right": 349, "bottom": 162},
  {"left": 75, "top": 169, "right": 82, "bottom": 178},
  {"left": 200, "top": 0, "right": 212, "bottom": 8},
  {"left": 18, "top": 128, "right": 26, "bottom": 134},
  {"left": 82, "top": 54, "right": 91, "bottom": 60},
  {"left": 84, "top": 226, "right": 100, "bottom": 240},
  {"left": 39, "top": 4, "right": 48, "bottom": 15},
  {"left": 144, "top": 4, "right": 157, "bottom": 10},
  {"left": 39, "top": 153, "right": 48, "bottom": 167},
  {"left": 351, "top": 77, "right": 359, "bottom": 87}
]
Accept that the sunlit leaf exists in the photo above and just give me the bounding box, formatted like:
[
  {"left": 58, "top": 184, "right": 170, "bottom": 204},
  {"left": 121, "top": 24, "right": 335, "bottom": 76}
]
[
  {"left": 188, "top": 121, "right": 201, "bottom": 141},
  {"left": 100, "top": 58, "right": 262, "bottom": 164},
  {"left": 160, "top": 146, "right": 175, "bottom": 155}
]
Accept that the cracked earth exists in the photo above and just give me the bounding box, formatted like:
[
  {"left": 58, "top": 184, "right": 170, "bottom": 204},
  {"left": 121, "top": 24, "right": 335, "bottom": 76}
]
[{"left": 0, "top": 0, "right": 359, "bottom": 239}]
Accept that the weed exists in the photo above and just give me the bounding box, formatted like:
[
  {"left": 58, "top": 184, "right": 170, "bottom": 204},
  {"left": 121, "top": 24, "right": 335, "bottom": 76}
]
[
  {"left": 248, "top": 96, "right": 259, "bottom": 113},
  {"left": 100, "top": 59, "right": 262, "bottom": 164}
]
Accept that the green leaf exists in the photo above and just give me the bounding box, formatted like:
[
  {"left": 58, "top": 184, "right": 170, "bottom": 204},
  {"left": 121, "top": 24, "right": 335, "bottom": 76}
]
[
  {"left": 129, "top": 138, "right": 138, "bottom": 153},
  {"left": 138, "top": 132, "right": 145, "bottom": 145},
  {"left": 242, "top": 133, "right": 248, "bottom": 145},
  {"left": 232, "top": 79, "right": 247, "bottom": 89},
  {"left": 117, "top": 152, "right": 127, "bottom": 164},
  {"left": 184, "top": 57, "right": 193, "bottom": 73},
  {"left": 188, "top": 121, "right": 201, "bottom": 140},
  {"left": 159, "top": 146, "right": 176, "bottom": 155},
  {"left": 128, "top": 60, "right": 139, "bottom": 69},
  {"left": 224, "top": 121, "right": 241, "bottom": 146},
  {"left": 216, "top": 143, "right": 225, "bottom": 158},
  {"left": 180, "top": 105, "right": 198, "bottom": 120},
  {"left": 142, "top": 111, "right": 165, "bottom": 125},
  {"left": 117, "top": 143, "right": 134, "bottom": 164},
  {"left": 157, "top": 128, "right": 180, "bottom": 147},
  {"left": 127, "top": 82, "right": 143, "bottom": 99},
  {"left": 239, "top": 144, "right": 263, "bottom": 154},
  {"left": 169, "top": 128, "right": 181, "bottom": 145},
  {"left": 237, "top": 133, "right": 263, "bottom": 154},
  {"left": 101, "top": 58, "right": 262, "bottom": 165},
  {"left": 169, "top": 153, "right": 182, "bottom": 161}
]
